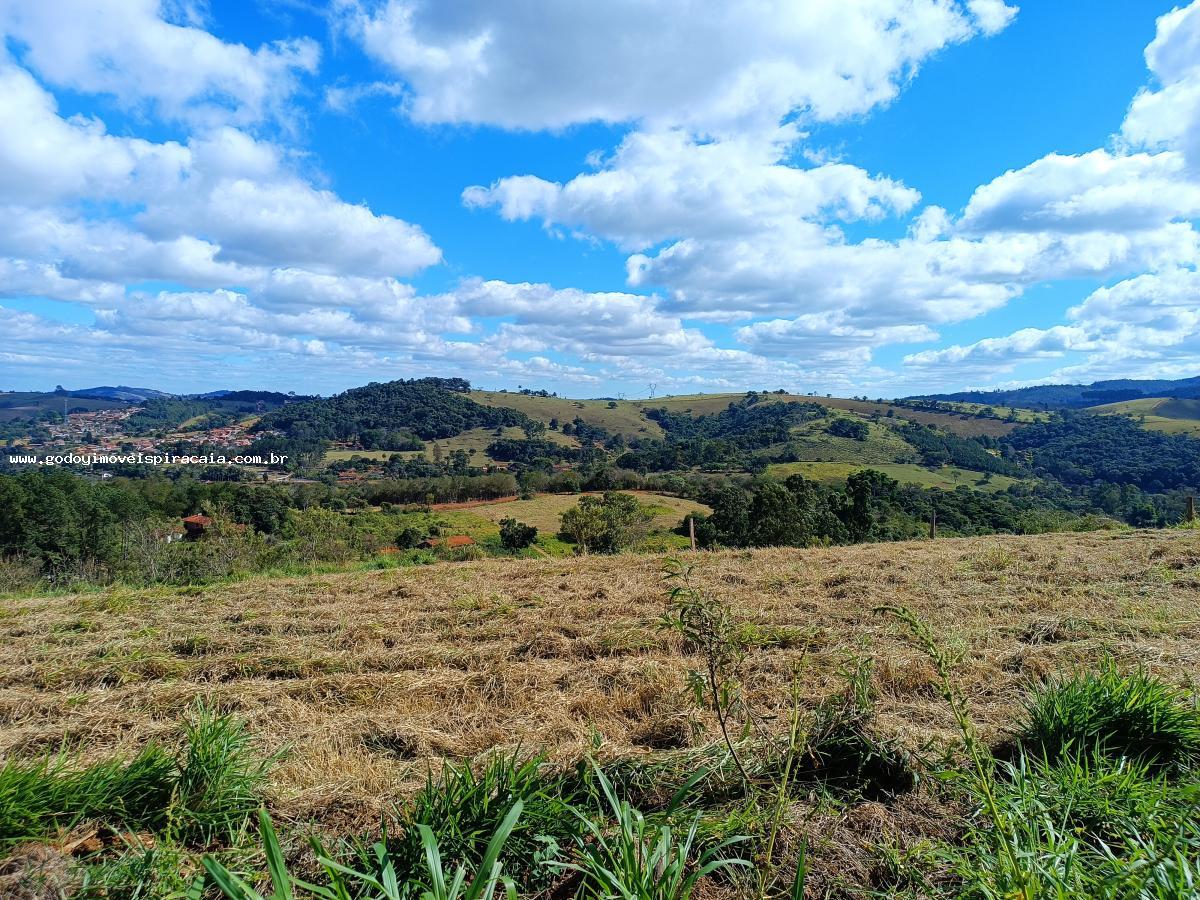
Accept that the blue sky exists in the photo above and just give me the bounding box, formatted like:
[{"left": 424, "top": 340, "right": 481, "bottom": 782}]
[{"left": 2, "top": 0, "right": 1199, "bottom": 399}]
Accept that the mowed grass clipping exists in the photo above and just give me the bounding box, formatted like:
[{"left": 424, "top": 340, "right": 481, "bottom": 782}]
[{"left": 1, "top": 529, "right": 1198, "bottom": 836}]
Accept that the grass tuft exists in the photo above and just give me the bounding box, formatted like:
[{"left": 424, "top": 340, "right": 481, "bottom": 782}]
[
  {"left": 1016, "top": 660, "right": 1200, "bottom": 769},
  {"left": 0, "top": 747, "right": 176, "bottom": 846},
  {"left": 170, "top": 704, "right": 276, "bottom": 845}
]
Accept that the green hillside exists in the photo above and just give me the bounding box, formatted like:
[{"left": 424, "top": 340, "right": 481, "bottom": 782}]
[
  {"left": 470, "top": 390, "right": 664, "bottom": 439},
  {"left": 474, "top": 389, "right": 1029, "bottom": 440},
  {"left": 1088, "top": 396, "right": 1200, "bottom": 436},
  {"left": 767, "top": 460, "right": 1027, "bottom": 492}
]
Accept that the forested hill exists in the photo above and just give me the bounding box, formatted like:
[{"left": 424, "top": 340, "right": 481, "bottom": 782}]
[
  {"left": 253, "top": 377, "right": 531, "bottom": 446},
  {"left": 910, "top": 375, "right": 1200, "bottom": 409},
  {"left": 1003, "top": 412, "right": 1200, "bottom": 492}
]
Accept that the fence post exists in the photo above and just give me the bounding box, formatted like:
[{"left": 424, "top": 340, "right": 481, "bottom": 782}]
[
  {"left": 928, "top": 508, "right": 938, "bottom": 541},
  {"left": 1187, "top": 496, "right": 1196, "bottom": 523},
  {"left": 688, "top": 515, "right": 697, "bottom": 551}
]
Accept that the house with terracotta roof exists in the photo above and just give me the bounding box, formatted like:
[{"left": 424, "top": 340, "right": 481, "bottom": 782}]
[{"left": 181, "top": 514, "right": 212, "bottom": 540}]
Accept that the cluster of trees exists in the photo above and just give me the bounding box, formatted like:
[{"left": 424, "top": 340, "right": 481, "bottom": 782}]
[
  {"left": 894, "top": 421, "right": 1021, "bottom": 476},
  {"left": 1003, "top": 413, "right": 1200, "bottom": 493},
  {"left": 693, "top": 470, "right": 1115, "bottom": 549},
  {"left": 826, "top": 417, "right": 869, "bottom": 441},
  {"left": 614, "top": 399, "right": 828, "bottom": 472}
]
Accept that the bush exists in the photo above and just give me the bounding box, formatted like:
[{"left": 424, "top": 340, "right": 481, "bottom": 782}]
[
  {"left": 498, "top": 517, "right": 538, "bottom": 551},
  {"left": 1017, "top": 660, "right": 1200, "bottom": 769},
  {"left": 825, "top": 418, "right": 869, "bottom": 441}
]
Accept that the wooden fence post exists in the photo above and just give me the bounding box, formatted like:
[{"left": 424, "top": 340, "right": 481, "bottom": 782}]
[
  {"left": 688, "top": 515, "right": 697, "bottom": 551},
  {"left": 928, "top": 508, "right": 938, "bottom": 541},
  {"left": 1187, "top": 496, "right": 1196, "bottom": 523}
]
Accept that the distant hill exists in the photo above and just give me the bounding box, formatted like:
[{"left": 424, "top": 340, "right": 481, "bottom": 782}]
[
  {"left": 73, "top": 385, "right": 174, "bottom": 401},
  {"left": 908, "top": 376, "right": 1200, "bottom": 409},
  {"left": 253, "top": 378, "right": 531, "bottom": 447},
  {"left": 123, "top": 392, "right": 304, "bottom": 435}
]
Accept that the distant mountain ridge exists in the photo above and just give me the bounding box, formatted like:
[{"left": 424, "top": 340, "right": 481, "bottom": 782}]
[
  {"left": 70, "top": 385, "right": 174, "bottom": 401},
  {"left": 907, "top": 376, "right": 1200, "bottom": 409}
]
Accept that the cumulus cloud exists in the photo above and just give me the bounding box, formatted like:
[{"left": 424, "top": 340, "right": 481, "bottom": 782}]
[
  {"left": 959, "top": 150, "right": 1200, "bottom": 234},
  {"left": 341, "top": 0, "right": 1015, "bottom": 132},
  {"left": 464, "top": 128, "right": 920, "bottom": 250},
  {"left": 1121, "top": 2, "right": 1200, "bottom": 171},
  {"left": 903, "top": 268, "right": 1200, "bottom": 382},
  {"left": 0, "top": 66, "right": 441, "bottom": 288},
  {"left": 737, "top": 315, "right": 937, "bottom": 364},
  {"left": 0, "top": 0, "right": 319, "bottom": 126}
]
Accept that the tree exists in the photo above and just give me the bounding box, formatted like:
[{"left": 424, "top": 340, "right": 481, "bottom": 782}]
[
  {"left": 826, "top": 417, "right": 869, "bottom": 441},
  {"left": 499, "top": 517, "right": 538, "bottom": 550},
  {"left": 559, "top": 492, "right": 652, "bottom": 554}
]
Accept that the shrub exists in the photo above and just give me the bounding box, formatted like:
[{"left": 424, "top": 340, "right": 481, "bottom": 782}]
[
  {"left": 498, "top": 518, "right": 538, "bottom": 551},
  {"left": 826, "top": 417, "right": 869, "bottom": 441},
  {"left": 1017, "top": 661, "right": 1200, "bottom": 769},
  {"left": 559, "top": 492, "right": 652, "bottom": 554}
]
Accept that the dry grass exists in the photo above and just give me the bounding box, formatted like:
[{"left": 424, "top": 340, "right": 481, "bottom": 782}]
[{"left": 1, "top": 530, "right": 1198, "bottom": 836}]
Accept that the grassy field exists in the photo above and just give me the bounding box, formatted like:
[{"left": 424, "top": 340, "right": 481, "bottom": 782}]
[
  {"left": 471, "top": 391, "right": 664, "bottom": 439},
  {"left": 1090, "top": 396, "right": 1200, "bottom": 436},
  {"left": 785, "top": 417, "right": 916, "bottom": 464},
  {"left": 474, "top": 389, "right": 1024, "bottom": 441},
  {"left": 767, "top": 460, "right": 1027, "bottom": 492},
  {"left": 322, "top": 426, "right": 579, "bottom": 467},
  {"left": 461, "top": 490, "right": 710, "bottom": 533},
  {"left": 921, "top": 400, "right": 1050, "bottom": 423},
  {"left": 2, "top": 530, "right": 1198, "bottom": 894}
]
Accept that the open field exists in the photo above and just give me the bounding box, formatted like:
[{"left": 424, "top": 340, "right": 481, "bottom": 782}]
[
  {"left": 785, "top": 417, "right": 916, "bottom": 464},
  {"left": 460, "top": 490, "right": 710, "bottom": 533},
  {"left": 767, "top": 460, "right": 1027, "bottom": 492},
  {"left": 2, "top": 529, "right": 1197, "bottom": 838},
  {"left": 1090, "top": 396, "right": 1200, "bottom": 436},
  {"left": 322, "top": 426, "right": 579, "bottom": 467},
  {"left": 473, "top": 389, "right": 1023, "bottom": 441},
  {"left": 471, "top": 391, "right": 664, "bottom": 439}
]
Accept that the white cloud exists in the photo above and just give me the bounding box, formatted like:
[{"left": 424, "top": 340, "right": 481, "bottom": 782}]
[
  {"left": 464, "top": 128, "right": 920, "bottom": 251},
  {"left": 0, "top": 59, "right": 188, "bottom": 205},
  {"left": 737, "top": 314, "right": 937, "bottom": 363},
  {"left": 342, "top": 0, "right": 1015, "bottom": 132},
  {"left": 903, "top": 268, "right": 1200, "bottom": 382},
  {"left": 452, "top": 279, "right": 711, "bottom": 358},
  {"left": 1121, "top": 2, "right": 1200, "bottom": 170},
  {"left": 959, "top": 150, "right": 1200, "bottom": 234},
  {"left": 0, "top": 68, "right": 442, "bottom": 284},
  {"left": 0, "top": 0, "right": 319, "bottom": 126}
]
